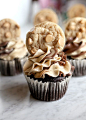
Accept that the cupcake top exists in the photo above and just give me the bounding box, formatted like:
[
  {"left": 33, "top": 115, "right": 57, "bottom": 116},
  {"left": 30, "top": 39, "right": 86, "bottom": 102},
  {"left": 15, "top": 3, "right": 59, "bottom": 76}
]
[
  {"left": 0, "top": 18, "right": 27, "bottom": 60},
  {"left": 64, "top": 17, "right": 86, "bottom": 59},
  {"left": 26, "top": 21, "right": 65, "bottom": 54},
  {"left": 34, "top": 9, "right": 58, "bottom": 25},
  {"left": 0, "top": 18, "right": 21, "bottom": 44},
  {"left": 24, "top": 22, "right": 73, "bottom": 78},
  {"left": 0, "top": 38, "right": 27, "bottom": 60},
  {"left": 67, "top": 4, "right": 86, "bottom": 18}
]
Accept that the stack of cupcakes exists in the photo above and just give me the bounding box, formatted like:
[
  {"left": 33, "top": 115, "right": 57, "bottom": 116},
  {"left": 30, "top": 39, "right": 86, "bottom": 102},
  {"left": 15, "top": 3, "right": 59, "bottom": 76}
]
[
  {"left": 23, "top": 21, "right": 74, "bottom": 101},
  {"left": 0, "top": 18, "right": 28, "bottom": 76},
  {"left": 64, "top": 17, "right": 86, "bottom": 76}
]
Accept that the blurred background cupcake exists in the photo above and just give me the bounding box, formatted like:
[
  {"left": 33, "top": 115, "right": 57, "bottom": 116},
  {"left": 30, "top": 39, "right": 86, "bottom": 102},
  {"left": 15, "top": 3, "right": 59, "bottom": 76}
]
[
  {"left": 60, "top": 0, "right": 86, "bottom": 28},
  {"left": 0, "top": 19, "right": 28, "bottom": 76},
  {"left": 67, "top": 4, "right": 86, "bottom": 18},
  {"left": 34, "top": 8, "right": 58, "bottom": 25},
  {"left": 63, "top": 17, "right": 86, "bottom": 76}
]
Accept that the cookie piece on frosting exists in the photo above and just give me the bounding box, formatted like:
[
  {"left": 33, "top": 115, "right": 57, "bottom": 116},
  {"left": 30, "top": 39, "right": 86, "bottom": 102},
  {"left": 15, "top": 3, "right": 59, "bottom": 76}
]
[
  {"left": 26, "top": 22, "right": 65, "bottom": 55},
  {"left": 34, "top": 9, "right": 58, "bottom": 25},
  {"left": 65, "top": 17, "right": 86, "bottom": 42},
  {"left": 67, "top": 4, "right": 86, "bottom": 18},
  {"left": 0, "top": 19, "right": 21, "bottom": 43}
]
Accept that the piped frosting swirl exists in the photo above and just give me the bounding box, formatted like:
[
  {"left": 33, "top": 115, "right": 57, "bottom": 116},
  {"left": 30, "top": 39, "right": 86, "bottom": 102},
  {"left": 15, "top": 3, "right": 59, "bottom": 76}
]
[{"left": 24, "top": 46, "right": 71, "bottom": 78}]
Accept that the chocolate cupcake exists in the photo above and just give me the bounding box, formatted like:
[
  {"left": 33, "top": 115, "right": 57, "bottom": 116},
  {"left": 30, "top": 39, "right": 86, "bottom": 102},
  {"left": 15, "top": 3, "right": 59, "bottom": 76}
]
[
  {"left": 0, "top": 18, "right": 28, "bottom": 76},
  {"left": 23, "top": 22, "right": 74, "bottom": 101},
  {"left": 64, "top": 17, "right": 86, "bottom": 76}
]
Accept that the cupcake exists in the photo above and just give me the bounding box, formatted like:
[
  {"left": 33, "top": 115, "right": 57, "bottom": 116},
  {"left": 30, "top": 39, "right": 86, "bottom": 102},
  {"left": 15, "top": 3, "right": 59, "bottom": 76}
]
[
  {"left": 34, "top": 9, "right": 58, "bottom": 25},
  {"left": 0, "top": 19, "right": 28, "bottom": 76},
  {"left": 23, "top": 22, "right": 74, "bottom": 101},
  {"left": 64, "top": 17, "right": 86, "bottom": 76}
]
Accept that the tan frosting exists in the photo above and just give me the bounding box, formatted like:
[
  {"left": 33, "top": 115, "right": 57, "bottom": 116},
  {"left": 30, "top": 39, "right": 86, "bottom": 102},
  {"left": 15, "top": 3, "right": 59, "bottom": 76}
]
[
  {"left": 65, "top": 17, "right": 86, "bottom": 59},
  {"left": 0, "top": 38, "right": 27, "bottom": 60},
  {"left": 24, "top": 46, "right": 71, "bottom": 78}
]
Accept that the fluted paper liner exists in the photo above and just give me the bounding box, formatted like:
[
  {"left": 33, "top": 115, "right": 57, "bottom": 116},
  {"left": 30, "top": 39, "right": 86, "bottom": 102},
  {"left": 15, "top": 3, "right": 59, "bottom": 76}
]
[
  {"left": 0, "top": 55, "right": 28, "bottom": 76},
  {"left": 25, "top": 75, "right": 71, "bottom": 101},
  {"left": 70, "top": 59, "right": 86, "bottom": 76}
]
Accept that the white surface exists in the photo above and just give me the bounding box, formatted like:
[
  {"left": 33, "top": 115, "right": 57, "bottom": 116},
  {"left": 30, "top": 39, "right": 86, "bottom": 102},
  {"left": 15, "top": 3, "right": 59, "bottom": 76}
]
[
  {"left": 0, "top": 0, "right": 31, "bottom": 26},
  {"left": 0, "top": 74, "right": 86, "bottom": 120}
]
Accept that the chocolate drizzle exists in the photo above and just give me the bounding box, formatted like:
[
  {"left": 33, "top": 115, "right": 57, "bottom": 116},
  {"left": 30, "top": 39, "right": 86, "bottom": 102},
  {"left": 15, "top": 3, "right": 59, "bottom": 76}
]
[
  {"left": 0, "top": 41, "right": 13, "bottom": 55},
  {"left": 71, "top": 51, "right": 86, "bottom": 58},
  {"left": 0, "top": 41, "right": 9, "bottom": 48},
  {"left": 66, "top": 37, "right": 75, "bottom": 44},
  {"left": 0, "top": 48, "right": 14, "bottom": 55},
  {"left": 41, "top": 48, "right": 58, "bottom": 62},
  {"left": 63, "top": 36, "right": 83, "bottom": 55}
]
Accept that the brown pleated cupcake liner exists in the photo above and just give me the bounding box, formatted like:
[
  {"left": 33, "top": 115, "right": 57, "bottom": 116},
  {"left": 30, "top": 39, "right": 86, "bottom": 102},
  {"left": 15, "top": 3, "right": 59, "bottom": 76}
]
[
  {"left": 0, "top": 55, "right": 28, "bottom": 76},
  {"left": 70, "top": 59, "right": 86, "bottom": 76},
  {"left": 25, "top": 75, "right": 71, "bottom": 101}
]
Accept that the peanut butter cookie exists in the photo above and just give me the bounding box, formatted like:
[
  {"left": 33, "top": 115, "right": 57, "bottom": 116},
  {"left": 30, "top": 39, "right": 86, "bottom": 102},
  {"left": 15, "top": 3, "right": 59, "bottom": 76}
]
[
  {"left": 34, "top": 9, "right": 58, "bottom": 25},
  {"left": 0, "top": 18, "right": 21, "bottom": 43},
  {"left": 65, "top": 17, "right": 86, "bottom": 41},
  {"left": 67, "top": 4, "right": 86, "bottom": 18},
  {"left": 26, "top": 22, "right": 65, "bottom": 55}
]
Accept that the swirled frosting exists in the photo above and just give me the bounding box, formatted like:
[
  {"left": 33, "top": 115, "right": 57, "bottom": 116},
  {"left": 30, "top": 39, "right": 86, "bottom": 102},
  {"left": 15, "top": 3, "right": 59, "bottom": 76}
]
[
  {"left": 64, "top": 17, "right": 86, "bottom": 59},
  {"left": 0, "top": 38, "right": 27, "bottom": 60},
  {"left": 24, "top": 46, "right": 72, "bottom": 78}
]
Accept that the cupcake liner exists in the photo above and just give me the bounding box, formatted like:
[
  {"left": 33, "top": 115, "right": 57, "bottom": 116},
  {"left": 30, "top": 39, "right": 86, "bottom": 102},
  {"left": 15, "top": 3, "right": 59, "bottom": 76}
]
[
  {"left": 25, "top": 75, "right": 71, "bottom": 101},
  {"left": 70, "top": 59, "right": 86, "bottom": 76},
  {"left": 0, "top": 55, "right": 28, "bottom": 76}
]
